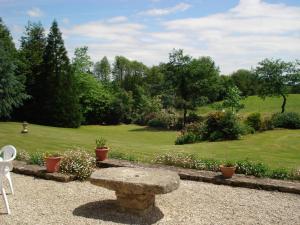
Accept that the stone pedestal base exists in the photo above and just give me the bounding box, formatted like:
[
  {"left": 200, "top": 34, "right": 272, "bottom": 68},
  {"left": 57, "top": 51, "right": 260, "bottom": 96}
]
[{"left": 116, "top": 192, "right": 155, "bottom": 215}]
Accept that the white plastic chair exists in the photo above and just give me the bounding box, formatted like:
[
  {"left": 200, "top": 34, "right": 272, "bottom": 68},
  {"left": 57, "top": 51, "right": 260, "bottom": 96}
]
[{"left": 0, "top": 145, "right": 17, "bottom": 214}]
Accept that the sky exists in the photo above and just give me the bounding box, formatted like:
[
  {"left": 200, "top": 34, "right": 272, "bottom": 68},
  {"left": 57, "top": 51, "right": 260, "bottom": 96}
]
[{"left": 0, "top": 0, "right": 300, "bottom": 74}]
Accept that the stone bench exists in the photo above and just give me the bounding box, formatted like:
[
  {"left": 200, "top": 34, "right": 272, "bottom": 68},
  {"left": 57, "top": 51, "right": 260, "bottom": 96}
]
[{"left": 90, "top": 167, "right": 180, "bottom": 214}]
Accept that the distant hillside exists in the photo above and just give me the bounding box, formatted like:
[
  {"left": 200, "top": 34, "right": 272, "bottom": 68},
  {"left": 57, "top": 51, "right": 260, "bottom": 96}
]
[{"left": 198, "top": 94, "right": 300, "bottom": 116}]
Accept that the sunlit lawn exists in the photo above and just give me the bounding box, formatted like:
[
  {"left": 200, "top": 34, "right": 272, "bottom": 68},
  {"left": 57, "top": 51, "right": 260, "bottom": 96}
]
[
  {"left": 198, "top": 94, "right": 300, "bottom": 116},
  {"left": 1, "top": 122, "right": 299, "bottom": 170}
]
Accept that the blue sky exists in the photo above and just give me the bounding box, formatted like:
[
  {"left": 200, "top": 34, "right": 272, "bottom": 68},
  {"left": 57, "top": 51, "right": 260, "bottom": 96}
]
[{"left": 1, "top": 0, "right": 300, "bottom": 74}]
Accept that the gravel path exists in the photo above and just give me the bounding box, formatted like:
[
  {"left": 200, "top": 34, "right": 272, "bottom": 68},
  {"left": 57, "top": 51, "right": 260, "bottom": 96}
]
[{"left": 1, "top": 173, "right": 300, "bottom": 225}]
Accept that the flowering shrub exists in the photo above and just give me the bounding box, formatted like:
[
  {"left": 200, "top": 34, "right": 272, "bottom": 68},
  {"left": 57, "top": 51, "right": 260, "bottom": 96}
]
[
  {"left": 16, "top": 149, "right": 30, "bottom": 162},
  {"left": 153, "top": 152, "right": 197, "bottom": 168},
  {"left": 29, "top": 152, "right": 44, "bottom": 166},
  {"left": 60, "top": 148, "right": 96, "bottom": 180}
]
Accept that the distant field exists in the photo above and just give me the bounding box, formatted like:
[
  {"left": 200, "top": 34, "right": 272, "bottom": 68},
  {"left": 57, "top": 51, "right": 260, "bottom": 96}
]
[
  {"left": 1, "top": 122, "right": 299, "bottom": 170},
  {"left": 198, "top": 94, "right": 300, "bottom": 116}
]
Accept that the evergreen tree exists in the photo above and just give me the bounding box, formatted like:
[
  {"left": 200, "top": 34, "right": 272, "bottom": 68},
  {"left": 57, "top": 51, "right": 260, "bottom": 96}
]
[
  {"left": 94, "top": 56, "right": 111, "bottom": 82},
  {"left": 0, "top": 18, "right": 28, "bottom": 118},
  {"left": 41, "top": 20, "right": 82, "bottom": 127},
  {"left": 13, "top": 22, "right": 46, "bottom": 121}
]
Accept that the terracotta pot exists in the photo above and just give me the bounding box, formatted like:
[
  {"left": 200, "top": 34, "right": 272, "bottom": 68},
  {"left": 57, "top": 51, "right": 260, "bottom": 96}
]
[
  {"left": 95, "top": 147, "right": 109, "bottom": 161},
  {"left": 220, "top": 165, "right": 236, "bottom": 178},
  {"left": 45, "top": 157, "right": 62, "bottom": 173}
]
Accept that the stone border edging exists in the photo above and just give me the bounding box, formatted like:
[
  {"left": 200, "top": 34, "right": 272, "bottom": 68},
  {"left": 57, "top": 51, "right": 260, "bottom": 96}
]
[
  {"left": 97, "top": 159, "right": 300, "bottom": 195},
  {"left": 12, "top": 161, "right": 76, "bottom": 182}
]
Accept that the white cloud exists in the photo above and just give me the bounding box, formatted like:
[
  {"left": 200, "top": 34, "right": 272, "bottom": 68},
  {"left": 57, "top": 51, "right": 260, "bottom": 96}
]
[
  {"left": 27, "top": 7, "right": 43, "bottom": 17},
  {"left": 63, "top": 1, "right": 300, "bottom": 74},
  {"left": 62, "top": 18, "right": 70, "bottom": 25},
  {"left": 138, "top": 2, "right": 191, "bottom": 16},
  {"left": 107, "top": 16, "right": 128, "bottom": 23}
]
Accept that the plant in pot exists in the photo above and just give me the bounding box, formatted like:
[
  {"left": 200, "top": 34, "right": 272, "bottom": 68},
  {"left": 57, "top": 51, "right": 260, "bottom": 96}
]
[
  {"left": 44, "top": 152, "right": 62, "bottom": 173},
  {"left": 95, "top": 137, "right": 109, "bottom": 161},
  {"left": 220, "top": 161, "right": 236, "bottom": 179}
]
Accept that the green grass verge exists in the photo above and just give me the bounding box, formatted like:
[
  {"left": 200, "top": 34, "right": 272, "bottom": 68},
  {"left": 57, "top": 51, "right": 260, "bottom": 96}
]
[
  {"left": 198, "top": 94, "right": 300, "bottom": 116},
  {"left": 1, "top": 122, "right": 299, "bottom": 170}
]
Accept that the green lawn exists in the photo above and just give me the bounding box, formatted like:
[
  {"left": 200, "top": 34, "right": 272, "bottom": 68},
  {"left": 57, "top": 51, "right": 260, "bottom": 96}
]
[
  {"left": 1, "top": 122, "right": 299, "bottom": 170},
  {"left": 198, "top": 94, "right": 300, "bottom": 116}
]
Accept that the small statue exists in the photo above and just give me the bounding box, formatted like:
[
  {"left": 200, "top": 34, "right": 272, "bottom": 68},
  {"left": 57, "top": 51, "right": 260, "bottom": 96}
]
[{"left": 21, "top": 121, "right": 28, "bottom": 133}]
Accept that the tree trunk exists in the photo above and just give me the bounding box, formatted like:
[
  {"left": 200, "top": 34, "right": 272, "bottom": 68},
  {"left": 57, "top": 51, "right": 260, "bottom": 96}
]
[
  {"left": 183, "top": 107, "right": 187, "bottom": 128},
  {"left": 281, "top": 93, "right": 286, "bottom": 113}
]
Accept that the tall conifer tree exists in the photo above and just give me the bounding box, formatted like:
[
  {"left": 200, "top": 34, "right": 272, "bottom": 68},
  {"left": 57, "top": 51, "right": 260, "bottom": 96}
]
[{"left": 41, "top": 20, "right": 82, "bottom": 127}]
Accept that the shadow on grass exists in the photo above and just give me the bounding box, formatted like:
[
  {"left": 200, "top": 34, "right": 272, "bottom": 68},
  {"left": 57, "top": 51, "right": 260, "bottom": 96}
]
[
  {"left": 129, "top": 127, "right": 169, "bottom": 132},
  {"left": 73, "top": 200, "right": 164, "bottom": 225}
]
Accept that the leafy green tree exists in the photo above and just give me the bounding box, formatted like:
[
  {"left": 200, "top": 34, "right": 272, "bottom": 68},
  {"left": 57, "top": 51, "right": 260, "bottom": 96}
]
[
  {"left": 165, "top": 49, "right": 220, "bottom": 126},
  {"left": 230, "top": 69, "right": 259, "bottom": 96},
  {"left": 94, "top": 56, "right": 111, "bottom": 82},
  {"left": 222, "top": 85, "right": 244, "bottom": 112},
  {"left": 112, "top": 56, "right": 130, "bottom": 86},
  {"left": 14, "top": 22, "right": 46, "bottom": 121},
  {"left": 40, "top": 20, "right": 82, "bottom": 127},
  {"left": 72, "top": 46, "right": 93, "bottom": 73},
  {"left": 0, "top": 18, "right": 28, "bottom": 118},
  {"left": 255, "top": 58, "right": 300, "bottom": 113}
]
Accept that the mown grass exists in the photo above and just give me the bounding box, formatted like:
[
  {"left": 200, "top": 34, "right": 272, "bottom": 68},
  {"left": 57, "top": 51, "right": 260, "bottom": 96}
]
[
  {"left": 198, "top": 94, "right": 300, "bottom": 116},
  {"left": 1, "top": 122, "right": 299, "bottom": 170}
]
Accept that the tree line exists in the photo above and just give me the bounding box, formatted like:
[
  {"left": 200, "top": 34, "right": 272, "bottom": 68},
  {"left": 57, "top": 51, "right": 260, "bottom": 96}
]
[{"left": 0, "top": 18, "right": 299, "bottom": 127}]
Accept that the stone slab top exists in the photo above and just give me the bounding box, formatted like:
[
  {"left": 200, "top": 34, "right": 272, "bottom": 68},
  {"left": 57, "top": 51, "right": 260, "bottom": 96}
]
[{"left": 90, "top": 167, "right": 180, "bottom": 195}]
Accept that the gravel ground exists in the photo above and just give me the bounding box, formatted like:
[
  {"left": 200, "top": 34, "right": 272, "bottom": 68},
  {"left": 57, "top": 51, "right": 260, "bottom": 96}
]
[{"left": 1, "top": 173, "right": 299, "bottom": 225}]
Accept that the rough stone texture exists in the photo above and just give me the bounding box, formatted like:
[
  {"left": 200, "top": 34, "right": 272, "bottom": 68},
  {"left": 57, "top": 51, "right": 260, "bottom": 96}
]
[
  {"left": 98, "top": 159, "right": 300, "bottom": 195},
  {"left": 90, "top": 167, "right": 180, "bottom": 195},
  {"left": 12, "top": 160, "right": 75, "bottom": 182},
  {"left": 1, "top": 174, "right": 300, "bottom": 225},
  {"left": 90, "top": 167, "right": 180, "bottom": 214},
  {"left": 116, "top": 192, "right": 155, "bottom": 215}
]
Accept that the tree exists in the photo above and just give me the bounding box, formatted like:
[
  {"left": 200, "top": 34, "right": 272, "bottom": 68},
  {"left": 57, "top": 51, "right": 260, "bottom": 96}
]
[
  {"left": 230, "top": 69, "right": 259, "bottom": 96},
  {"left": 112, "top": 56, "right": 130, "bottom": 86},
  {"left": 13, "top": 22, "right": 46, "bottom": 121},
  {"left": 40, "top": 20, "right": 82, "bottom": 127},
  {"left": 94, "top": 56, "right": 111, "bottom": 82},
  {"left": 0, "top": 18, "right": 28, "bottom": 118},
  {"left": 255, "top": 58, "right": 300, "bottom": 113},
  {"left": 72, "top": 46, "right": 93, "bottom": 73},
  {"left": 165, "top": 49, "right": 220, "bottom": 126},
  {"left": 222, "top": 85, "right": 244, "bottom": 112}
]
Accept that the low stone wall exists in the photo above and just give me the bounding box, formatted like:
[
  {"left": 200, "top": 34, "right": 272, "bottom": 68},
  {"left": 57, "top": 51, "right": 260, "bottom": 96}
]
[
  {"left": 97, "top": 159, "right": 300, "bottom": 195},
  {"left": 12, "top": 161, "right": 75, "bottom": 182}
]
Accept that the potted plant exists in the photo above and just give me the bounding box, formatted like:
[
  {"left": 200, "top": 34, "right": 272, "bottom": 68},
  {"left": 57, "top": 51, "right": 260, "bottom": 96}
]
[
  {"left": 44, "top": 152, "right": 62, "bottom": 173},
  {"left": 220, "top": 161, "right": 236, "bottom": 178},
  {"left": 95, "top": 137, "right": 109, "bottom": 161}
]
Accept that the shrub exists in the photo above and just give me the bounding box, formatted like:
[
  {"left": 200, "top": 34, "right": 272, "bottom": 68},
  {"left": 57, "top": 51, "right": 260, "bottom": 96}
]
[
  {"left": 240, "top": 123, "right": 255, "bottom": 135},
  {"left": 185, "top": 122, "right": 205, "bottom": 137},
  {"left": 186, "top": 112, "right": 203, "bottom": 124},
  {"left": 153, "top": 152, "right": 197, "bottom": 169},
  {"left": 175, "top": 132, "right": 198, "bottom": 145},
  {"left": 245, "top": 113, "right": 262, "bottom": 131},
  {"left": 290, "top": 169, "right": 300, "bottom": 181},
  {"left": 147, "top": 111, "right": 176, "bottom": 129},
  {"left": 269, "top": 168, "right": 291, "bottom": 180},
  {"left": 260, "top": 116, "right": 274, "bottom": 131},
  {"left": 148, "top": 118, "right": 169, "bottom": 129},
  {"left": 202, "top": 111, "right": 242, "bottom": 141},
  {"left": 271, "top": 112, "right": 300, "bottom": 129},
  {"left": 28, "top": 152, "right": 44, "bottom": 166},
  {"left": 16, "top": 149, "right": 30, "bottom": 162},
  {"left": 195, "top": 159, "right": 221, "bottom": 171},
  {"left": 60, "top": 148, "right": 96, "bottom": 180},
  {"left": 235, "top": 160, "right": 268, "bottom": 177},
  {"left": 96, "top": 137, "right": 106, "bottom": 148}
]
